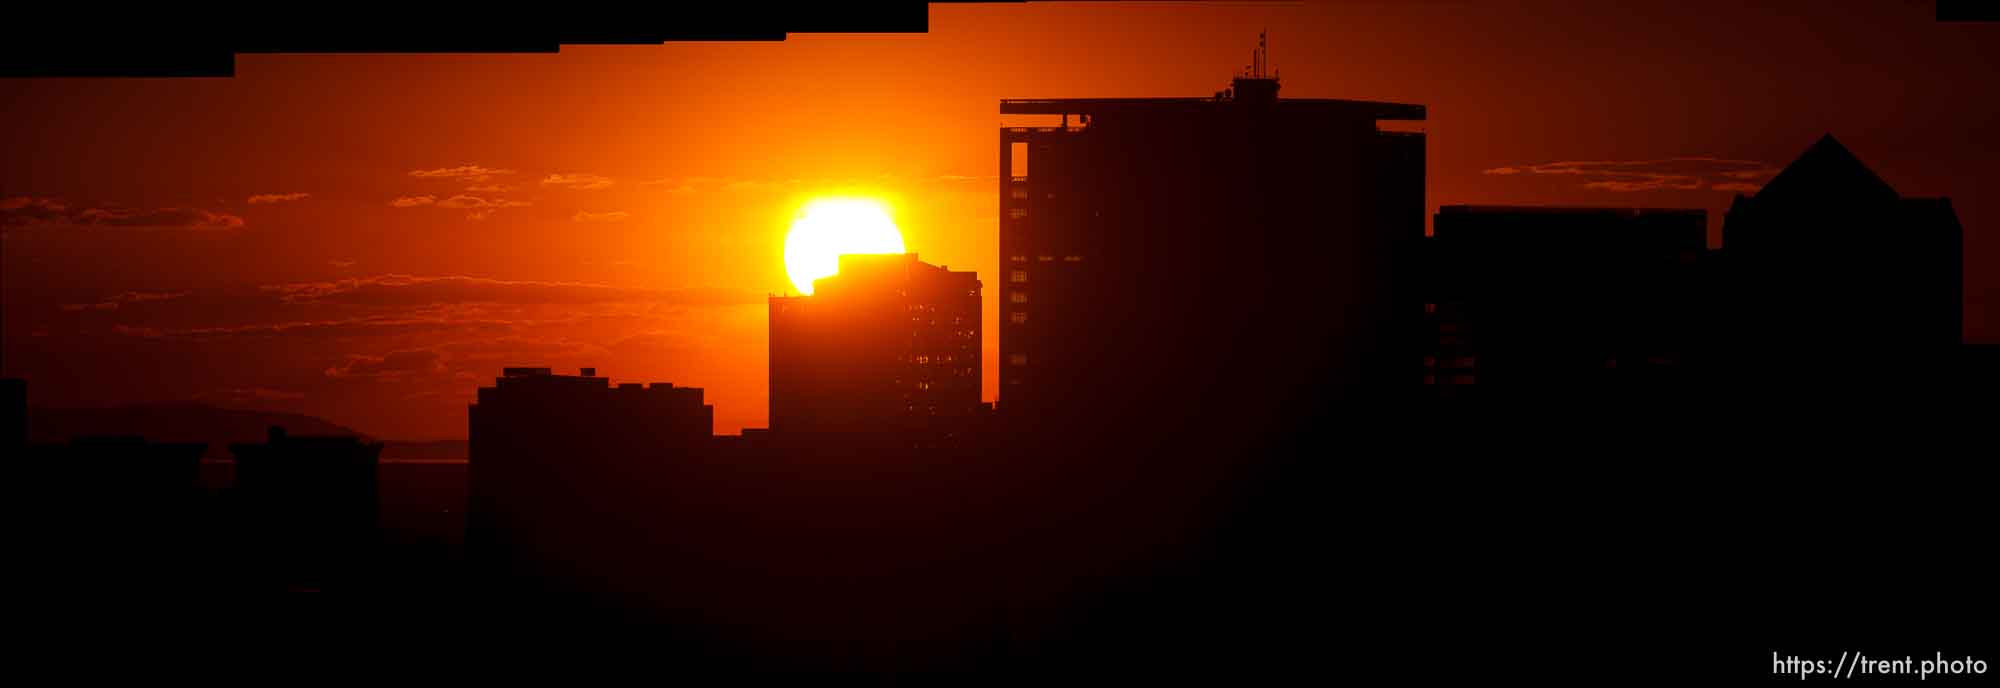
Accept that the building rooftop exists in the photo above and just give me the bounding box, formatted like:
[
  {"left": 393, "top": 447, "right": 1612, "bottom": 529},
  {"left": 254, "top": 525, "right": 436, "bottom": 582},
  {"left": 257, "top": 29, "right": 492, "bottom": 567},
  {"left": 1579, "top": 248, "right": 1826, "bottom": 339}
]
[
  {"left": 999, "top": 96, "right": 1425, "bottom": 121},
  {"left": 1439, "top": 205, "right": 1706, "bottom": 217}
]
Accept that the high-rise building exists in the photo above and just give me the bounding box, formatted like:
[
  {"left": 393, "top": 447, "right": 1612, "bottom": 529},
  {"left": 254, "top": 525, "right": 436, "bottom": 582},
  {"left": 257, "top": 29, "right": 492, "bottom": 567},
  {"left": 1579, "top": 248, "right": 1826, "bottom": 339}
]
[
  {"left": 995, "top": 62, "right": 1427, "bottom": 434},
  {"left": 769, "top": 252, "right": 981, "bottom": 439},
  {"left": 1718, "top": 134, "right": 1962, "bottom": 395},
  {"left": 1425, "top": 205, "right": 1708, "bottom": 399}
]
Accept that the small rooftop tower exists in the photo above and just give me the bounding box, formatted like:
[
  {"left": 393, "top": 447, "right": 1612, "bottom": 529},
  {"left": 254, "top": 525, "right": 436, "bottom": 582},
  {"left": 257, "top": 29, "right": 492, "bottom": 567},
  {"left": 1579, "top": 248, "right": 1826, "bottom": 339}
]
[{"left": 1231, "top": 30, "right": 1280, "bottom": 103}]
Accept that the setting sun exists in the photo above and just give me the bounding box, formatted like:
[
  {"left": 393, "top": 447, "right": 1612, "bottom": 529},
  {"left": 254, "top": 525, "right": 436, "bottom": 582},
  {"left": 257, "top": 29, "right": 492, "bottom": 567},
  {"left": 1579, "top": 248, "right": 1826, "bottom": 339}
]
[{"left": 783, "top": 198, "right": 907, "bottom": 295}]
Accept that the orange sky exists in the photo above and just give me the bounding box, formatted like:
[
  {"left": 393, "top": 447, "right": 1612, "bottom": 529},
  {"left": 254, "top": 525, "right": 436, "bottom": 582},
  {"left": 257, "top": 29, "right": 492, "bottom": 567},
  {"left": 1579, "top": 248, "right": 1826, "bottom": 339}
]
[{"left": 4, "top": 1, "right": 1996, "bottom": 438}]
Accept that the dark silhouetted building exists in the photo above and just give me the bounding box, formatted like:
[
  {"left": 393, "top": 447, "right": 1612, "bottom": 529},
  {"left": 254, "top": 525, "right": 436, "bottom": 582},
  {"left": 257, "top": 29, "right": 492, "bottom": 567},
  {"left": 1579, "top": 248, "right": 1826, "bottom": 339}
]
[
  {"left": 1, "top": 378, "right": 23, "bottom": 451},
  {"left": 769, "top": 252, "right": 981, "bottom": 440},
  {"left": 466, "top": 367, "right": 714, "bottom": 595},
  {"left": 229, "top": 426, "right": 384, "bottom": 590},
  {"left": 1425, "top": 205, "right": 1708, "bottom": 400},
  {"left": 22, "top": 434, "right": 208, "bottom": 597},
  {"left": 975, "top": 57, "right": 1431, "bottom": 675},
  {"left": 26, "top": 434, "right": 207, "bottom": 516},
  {"left": 1717, "top": 134, "right": 1962, "bottom": 398},
  {"left": 995, "top": 63, "right": 1427, "bottom": 439}
]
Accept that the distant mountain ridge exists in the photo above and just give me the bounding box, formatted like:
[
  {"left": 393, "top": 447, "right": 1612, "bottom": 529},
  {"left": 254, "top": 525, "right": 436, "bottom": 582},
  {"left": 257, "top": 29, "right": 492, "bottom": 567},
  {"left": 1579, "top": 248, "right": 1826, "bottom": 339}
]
[
  {"left": 377, "top": 439, "right": 469, "bottom": 461},
  {"left": 28, "top": 402, "right": 373, "bottom": 459}
]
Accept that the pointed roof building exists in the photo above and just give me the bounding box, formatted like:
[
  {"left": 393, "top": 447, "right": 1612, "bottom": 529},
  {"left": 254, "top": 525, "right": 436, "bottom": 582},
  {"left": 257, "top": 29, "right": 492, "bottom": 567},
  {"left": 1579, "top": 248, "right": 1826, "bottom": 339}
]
[
  {"left": 1715, "top": 133, "right": 1962, "bottom": 399},
  {"left": 1750, "top": 134, "right": 1899, "bottom": 207}
]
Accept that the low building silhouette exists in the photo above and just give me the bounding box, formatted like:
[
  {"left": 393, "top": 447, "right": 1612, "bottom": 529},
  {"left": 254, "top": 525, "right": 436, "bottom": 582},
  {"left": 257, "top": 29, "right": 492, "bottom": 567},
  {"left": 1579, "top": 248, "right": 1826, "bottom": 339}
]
[
  {"left": 21, "top": 434, "right": 208, "bottom": 597},
  {"left": 228, "top": 426, "right": 383, "bottom": 590},
  {"left": 466, "top": 367, "right": 713, "bottom": 597},
  {"left": 1, "top": 378, "right": 23, "bottom": 451},
  {"left": 1425, "top": 205, "right": 1708, "bottom": 401},
  {"left": 769, "top": 252, "right": 982, "bottom": 444}
]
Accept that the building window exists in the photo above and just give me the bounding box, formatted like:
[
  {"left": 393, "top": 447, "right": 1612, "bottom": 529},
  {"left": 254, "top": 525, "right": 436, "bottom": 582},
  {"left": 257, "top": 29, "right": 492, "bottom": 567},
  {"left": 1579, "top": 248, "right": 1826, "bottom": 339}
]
[
  {"left": 1423, "top": 356, "right": 1436, "bottom": 368},
  {"left": 1063, "top": 255, "right": 1083, "bottom": 262},
  {"left": 1038, "top": 256, "right": 1055, "bottom": 262},
  {"left": 1010, "top": 255, "right": 1027, "bottom": 262},
  {"left": 1010, "top": 270, "right": 1027, "bottom": 283},
  {"left": 1010, "top": 187, "right": 1029, "bottom": 199},
  {"left": 1008, "top": 208, "right": 1029, "bottom": 220},
  {"left": 1010, "top": 311, "right": 1027, "bottom": 324},
  {"left": 1009, "top": 354, "right": 1027, "bottom": 366},
  {"left": 1425, "top": 303, "right": 1437, "bottom": 315},
  {"left": 1010, "top": 291, "right": 1028, "bottom": 304}
]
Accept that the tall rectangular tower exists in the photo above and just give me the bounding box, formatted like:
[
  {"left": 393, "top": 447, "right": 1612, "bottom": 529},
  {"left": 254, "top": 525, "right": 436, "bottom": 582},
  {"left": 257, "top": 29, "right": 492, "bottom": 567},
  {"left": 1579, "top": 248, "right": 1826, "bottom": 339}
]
[{"left": 996, "top": 73, "right": 1426, "bottom": 432}]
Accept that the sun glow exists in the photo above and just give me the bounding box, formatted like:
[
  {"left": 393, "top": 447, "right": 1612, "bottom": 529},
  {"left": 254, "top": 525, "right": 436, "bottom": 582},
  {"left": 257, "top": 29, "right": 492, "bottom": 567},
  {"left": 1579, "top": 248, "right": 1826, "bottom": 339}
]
[{"left": 783, "top": 198, "right": 906, "bottom": 295}]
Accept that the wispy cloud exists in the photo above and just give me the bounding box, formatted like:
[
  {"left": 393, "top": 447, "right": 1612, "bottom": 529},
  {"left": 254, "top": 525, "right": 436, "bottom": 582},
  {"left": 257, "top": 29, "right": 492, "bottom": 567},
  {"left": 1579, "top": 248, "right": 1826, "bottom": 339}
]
[
  {"left": 1719, "top": 169, "right": 1779, "bottom": 181},
  {"left": 464, "top": 184, "right": 516, "bottom": 193},
  {"left": 436, "top": 195, "right": 530, "bottom": 210},
  {"left": 572, "top": 210, "right": 631, "bottom": 223},
  {"left": 542, "top": 173, "right": 614, "bottom": 191},
  {"left": 325, "top": 349, "right": 447, "bottom": 379},
  {"left": 1583, "top": 178, "right": 1704, "bottom": 192},
  {"left": 409, "top": 165, "right": 516, "bottom": 183},
  {"left": 1, "top": 197, "right": 245, "bottom": 230},
  {"left": 115, "top": 315, "right": 522, "bottom": 341},
  {"left": 1481, "top": 156, "right": 1776, "bottom": 193},
  {"left": 247, "top": 192, "right": 311, "bottom": 204},
  {"left": 392, "top": 194, "right": 529, "bottom": 219},
  {"left": 440, "top": 195, "right": 530, "bottom": 220},
  {"left": 641, "top": 177, "right": 703, "bottom": 193},
  {"left": 59, "top": 290, "right": 191, "bottom": 312},
  {"left": 263, "top": 274, "right": 763, "bottom": 308}
]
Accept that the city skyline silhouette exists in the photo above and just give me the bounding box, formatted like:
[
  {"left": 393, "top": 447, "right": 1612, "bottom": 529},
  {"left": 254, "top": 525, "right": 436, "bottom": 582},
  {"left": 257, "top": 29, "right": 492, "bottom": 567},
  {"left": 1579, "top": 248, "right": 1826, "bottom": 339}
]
[{"left": 4, "top": 2, "right": 1997, "bottom": 683}]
